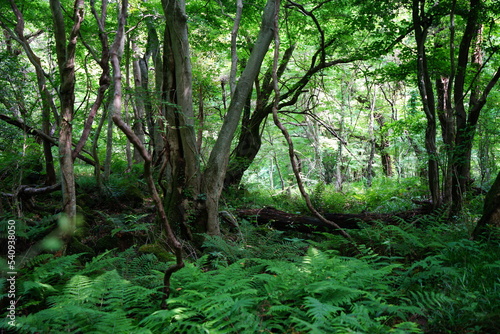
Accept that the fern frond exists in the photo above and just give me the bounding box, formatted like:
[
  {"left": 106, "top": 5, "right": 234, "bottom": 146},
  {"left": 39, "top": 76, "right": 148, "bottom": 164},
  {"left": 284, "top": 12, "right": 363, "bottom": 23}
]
[
  {"left": 304, "top": 296, "right": 342, "bottom": 322},
  {"left": 32, "top": 253, "right": 82, "bottom": 281},
  {"left": 409, "top": 290, "right": 452, "bottom": 310}
]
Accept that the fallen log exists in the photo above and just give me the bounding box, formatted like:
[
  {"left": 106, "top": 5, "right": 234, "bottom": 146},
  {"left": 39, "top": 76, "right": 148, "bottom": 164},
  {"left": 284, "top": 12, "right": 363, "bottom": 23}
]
[{"left": 236, "top": 207, "right": 432, "bottom": 234}]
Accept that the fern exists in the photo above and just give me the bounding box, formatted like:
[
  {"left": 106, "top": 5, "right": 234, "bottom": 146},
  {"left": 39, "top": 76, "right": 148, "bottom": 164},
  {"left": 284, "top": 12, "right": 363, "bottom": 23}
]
[
  {"left": 13, "top": 269, "right": 158, "bottom": 333},
  {"left": 409, "top": 290, "right": 452, "bottom": 310},
  {"left": 304, "top": 296, "right": 343, "bottom": 323}
]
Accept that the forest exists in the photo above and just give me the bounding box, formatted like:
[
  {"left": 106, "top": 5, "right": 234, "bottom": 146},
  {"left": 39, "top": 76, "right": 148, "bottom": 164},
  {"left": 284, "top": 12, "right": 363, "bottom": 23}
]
[{"left": 0, "top": 0, "right": 499, "bottom": 332}]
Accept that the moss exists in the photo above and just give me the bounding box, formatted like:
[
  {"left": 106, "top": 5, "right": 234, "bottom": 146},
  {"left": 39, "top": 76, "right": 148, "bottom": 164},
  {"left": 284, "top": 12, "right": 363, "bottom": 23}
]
[
  {"left": 67, "top": 237, "right": 95, "bottom": 261},
  {"left": 138, "top": 243, "right": 175, "bottom": 262},
  {"left": 73, "top": 221, "right": 90, "bottom": 239}
]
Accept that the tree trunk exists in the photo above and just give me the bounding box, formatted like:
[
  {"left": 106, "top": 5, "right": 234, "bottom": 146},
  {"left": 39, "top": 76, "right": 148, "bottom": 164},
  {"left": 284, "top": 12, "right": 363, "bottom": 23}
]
[
  {"left": 436, "top": 74, "right": 454, "bottom": 204},
  {"left": 224, "top": 109, "right": 267, "bottom": 188},
  {"left": 199, "top": 0, "right": 278, "bottom": 236},
  {"left": 92, "top": 108, "right": 107, "bottom": 191},
  {"left": 375, "top": 113, "right": 392, "bottom": 177},
  {"left": 160, "top": 0, "right": 200, "bottom": 240},
  {"left": 49, "top": 0, "right": 85, "bottom": 252},
  {"left": 473, "top": 171, "right": 500, "bottom": 239},
  {"left": 413, "top": 0, "right": 441, "bottom": 208},
  {"left": 131, "top": 40, "right": 146, "bottom": 164},
  {"left": 103, "top": 100, "right": 114, "bottom": 180},
  {"left": 109, "top": 0, "right": 184, "bottom": 308},
  {"left": 450, "top": 0, "right": 480, "bottom": 214},
  {"left": 6, "top": 1, "right": 57, "bottom": 185},
  {"left": 224, "top": 45, "right": 295, "bottom": 189}
]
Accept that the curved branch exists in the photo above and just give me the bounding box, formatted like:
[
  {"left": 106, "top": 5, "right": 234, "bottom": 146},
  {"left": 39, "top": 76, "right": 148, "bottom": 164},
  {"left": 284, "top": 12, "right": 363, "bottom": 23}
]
[{"left": 272, "top": 0, "right": 356, "bottom": 245}]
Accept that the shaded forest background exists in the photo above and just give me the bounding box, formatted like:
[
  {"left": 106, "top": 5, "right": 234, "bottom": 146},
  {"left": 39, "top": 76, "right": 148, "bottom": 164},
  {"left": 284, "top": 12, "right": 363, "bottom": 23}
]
[{"left": 1, "top": 0, "right": 500, "bottom": 333}]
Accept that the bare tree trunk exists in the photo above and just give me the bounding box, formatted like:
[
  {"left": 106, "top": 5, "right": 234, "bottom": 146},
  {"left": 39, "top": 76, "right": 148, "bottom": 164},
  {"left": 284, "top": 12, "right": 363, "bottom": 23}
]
[
  {"left": 229, "top": 0, "right": 243, "bottom": 95},
  {"left": 131, "top": 40, "right": 146, "bottom": 164},
  {"left": 366, "top": 88, "right": 376, "bottom": 187},
  {"left": 160, "top": 0, "right": 200, "bottom": 241},
  {"left": 200, "top": 0, "right": 278, "bottom": 236},
  {"left": 124, "top": 38, "right": 133, "bottom": 171},
  {"left": 49, "top": 0, "right": 84, "bottom": 252},
  {"left": 92, "top": 108, "right": 106, "bottom": 191},
  {"left": 436, "top": 75, "right": 454, "bottom": 204},
  {"left": 375, "top": 113, "right": 392, "bottom": 177},
  {"left": 412, "top": 0, "right": 441, "bottom": 209}
]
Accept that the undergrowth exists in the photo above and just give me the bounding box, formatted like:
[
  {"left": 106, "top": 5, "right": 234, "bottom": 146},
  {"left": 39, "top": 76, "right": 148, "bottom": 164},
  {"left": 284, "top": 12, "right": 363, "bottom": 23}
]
[
  {"left": 1, "top": 214, "right": 499, "bottom": 333},
  {"left": 1, "top": 177, "right": 498, "bottom": 333}
]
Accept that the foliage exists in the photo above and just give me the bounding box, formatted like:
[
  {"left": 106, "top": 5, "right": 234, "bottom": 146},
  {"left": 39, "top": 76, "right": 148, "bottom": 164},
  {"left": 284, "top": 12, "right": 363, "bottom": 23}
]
[
  {"left": 3, "top": 211, "right": 499, "bottom": 333},
  {"left": 1, "top": 0, "right": 500, "bottom": 333}
]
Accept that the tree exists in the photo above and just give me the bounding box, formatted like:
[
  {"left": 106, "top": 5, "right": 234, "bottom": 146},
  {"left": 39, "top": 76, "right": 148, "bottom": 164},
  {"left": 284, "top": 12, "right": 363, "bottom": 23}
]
[
  {"left": 224, "top": 0, "right": 411, "bottom": 190},
  {"left": 474, "top": 170, "right": 500, "bottom": 238},
  {"left": 198, "top": 0, "right": 278, "bottom": 236},
  {"left": 411, "top": 0, "right": 500, "bottom": 212},
  {"left": 2, "top": 2, "right": 57, "bottom": 186}
]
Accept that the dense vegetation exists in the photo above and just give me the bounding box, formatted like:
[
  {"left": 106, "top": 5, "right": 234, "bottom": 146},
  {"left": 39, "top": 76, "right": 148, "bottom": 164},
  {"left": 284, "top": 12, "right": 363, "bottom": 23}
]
[
  {"left": 1, "top": 0, "right": 500, "bottom": 333},
  {"left": 1, "top": 181, "right": 499, "bottom": 333}
]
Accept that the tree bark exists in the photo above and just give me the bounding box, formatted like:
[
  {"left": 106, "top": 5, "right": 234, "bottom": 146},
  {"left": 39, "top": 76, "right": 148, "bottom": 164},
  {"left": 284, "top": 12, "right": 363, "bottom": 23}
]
[
  {"left": 72, "top": 0, "right": 111, "bottom": 162},
  {"left": 224, "top": 45, "right": 295, "bottom": 188},
  {"left": 412, "top": 0, "right": 441, "bottom": 209},
  {"left": 473, "top": 171, "right": 500, "bottom": 239},
  {"left": 199, "top": 0, "right": 278, "bottom": 236},
  {"left": 375, "top": 113, "right": 392, "bottom": 177},
  {"left": 160, "top": 0, "right": 200, "bottom": 240},
  {"left": 49, "top": 0, "right": 85, "bottom": 251},
  {"left": 131, "top": 40, "right": 146, "bottom": 164},
  {"left": 450, "top": 0, "right": 481, "bottom": 214}
]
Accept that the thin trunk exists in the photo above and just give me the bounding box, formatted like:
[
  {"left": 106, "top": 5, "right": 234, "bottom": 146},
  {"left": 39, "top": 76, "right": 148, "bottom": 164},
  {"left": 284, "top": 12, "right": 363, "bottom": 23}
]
[
  {"left": 436, "top": 75, "right": 454, "bottom": 204},
  {"left": 92, "top": 108, "right": 107, "bottom": 191},
  {"left": 366, "top": 89, "right": 376, "bottom": 187},
  {"left": 6, "top": 1, "right": 57, "bottom": 185},
  {"left": 147, "top": 22, "right": 165, "bottom": 166},
  {"left": 229, "top": 0, "right": 243, "bottom": 95},
  {"left": 132, "top": 40, "right": 146, "bottom": 164},
  {"left": 413, "top": 0, "right": 441, "bottom": 208},
  {"left": 375, "top": 113, "right": 392, "bottom": 177},
  {"left": 270, "top": 3, "right": 355, "bottom": 244},
  {"left": 124, "top": 37, "right": 133, "bottom": 170},
  {"left": 335, "top": 142, "right": 343, "bottom": 191},
  {"left": 104, "top": 99, "right": 114, "bottom": 180},
  {"left": 451, "top": 0, "right": 480, "bottom": 214},
  {"left": 49, "top": 0, "right": 84, "bottom": 252}
]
